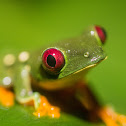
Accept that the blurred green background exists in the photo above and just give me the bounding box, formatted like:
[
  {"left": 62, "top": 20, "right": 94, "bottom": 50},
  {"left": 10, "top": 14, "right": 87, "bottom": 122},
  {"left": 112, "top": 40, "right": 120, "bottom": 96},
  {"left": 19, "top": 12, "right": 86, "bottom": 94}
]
[{"left": 0, "top": 0, "right": 126, "bottom": 126}]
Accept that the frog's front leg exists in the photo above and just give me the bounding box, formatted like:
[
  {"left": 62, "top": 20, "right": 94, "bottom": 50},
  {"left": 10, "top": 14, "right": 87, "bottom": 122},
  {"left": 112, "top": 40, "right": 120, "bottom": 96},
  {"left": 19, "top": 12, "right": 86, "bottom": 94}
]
[
  {"left": 75, "top": 80, "right": 126, "bottom": 126},
  {"left": 14, "top": 64, "right": 41, "bottom": 109},
  {"left": 14, "top": 64, "right": 60, "bottom": 118}
]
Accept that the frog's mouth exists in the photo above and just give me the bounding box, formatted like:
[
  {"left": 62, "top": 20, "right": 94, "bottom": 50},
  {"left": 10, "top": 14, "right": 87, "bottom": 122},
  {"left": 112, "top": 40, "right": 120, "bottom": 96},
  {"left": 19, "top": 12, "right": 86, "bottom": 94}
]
[
  {"left": 73, "top": 56, "right": 108, "bottom": 75},
  {"left": 73, "top": 64, "right": 96, "bottom": 75}
]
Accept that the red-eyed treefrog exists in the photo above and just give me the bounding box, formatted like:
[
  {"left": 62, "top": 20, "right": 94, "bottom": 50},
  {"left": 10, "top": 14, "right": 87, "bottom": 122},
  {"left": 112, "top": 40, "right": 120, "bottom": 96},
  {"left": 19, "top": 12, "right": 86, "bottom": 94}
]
[{"left": 0, "top": 25, "right": 125, "bottom": 126}]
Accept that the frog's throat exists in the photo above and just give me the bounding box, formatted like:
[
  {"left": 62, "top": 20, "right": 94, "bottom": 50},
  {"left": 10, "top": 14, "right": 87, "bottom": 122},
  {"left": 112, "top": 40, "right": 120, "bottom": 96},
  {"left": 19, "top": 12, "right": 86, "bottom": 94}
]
[{"left": 73, "top": 56, "right": 108, "bottom": 75}]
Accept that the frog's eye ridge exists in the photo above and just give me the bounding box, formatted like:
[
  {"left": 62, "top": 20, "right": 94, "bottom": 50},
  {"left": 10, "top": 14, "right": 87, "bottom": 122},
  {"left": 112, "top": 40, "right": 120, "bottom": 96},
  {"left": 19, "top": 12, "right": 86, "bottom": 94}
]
[
  {"left": 42, "top": 48, "right": 65, "bottom": 75},
  {"left": 95, "top": 25, "right": 107, "bottom": 44}
]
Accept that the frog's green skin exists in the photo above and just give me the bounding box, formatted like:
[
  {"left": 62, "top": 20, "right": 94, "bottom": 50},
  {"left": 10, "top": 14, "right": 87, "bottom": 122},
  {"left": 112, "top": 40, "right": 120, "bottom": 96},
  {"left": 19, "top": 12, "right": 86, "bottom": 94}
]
[{"left": 0, "top": 26, "right": 106, "bottom": 110}]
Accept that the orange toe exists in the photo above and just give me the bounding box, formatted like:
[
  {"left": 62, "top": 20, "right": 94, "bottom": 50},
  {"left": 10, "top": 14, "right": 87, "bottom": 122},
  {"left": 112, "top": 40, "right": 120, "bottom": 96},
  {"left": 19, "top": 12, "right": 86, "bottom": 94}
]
[
  {"left": 48, "top": 106, "right": 60, "bottom": 118},
  {"left": 98, "top": 107, "right": 126, "bottom": 126},
  {"left": 98, "top": 107, "right": 119, "bottom": 126},
  {"left": 33, "top": 95, "right": 60, "bottom": 118},
  {"left": 116, "top": 114, "right": 126, "bottom": 125},
  {"left": 0, "top": 87, "right": 14, "bottom": 107}
]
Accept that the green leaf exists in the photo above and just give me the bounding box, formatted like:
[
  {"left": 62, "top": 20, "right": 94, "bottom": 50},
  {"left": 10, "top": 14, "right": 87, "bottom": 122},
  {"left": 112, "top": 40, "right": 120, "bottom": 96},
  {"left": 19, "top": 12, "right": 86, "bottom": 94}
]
[{"left": 0, "top": 104, "right": 102, "bottom": 126}]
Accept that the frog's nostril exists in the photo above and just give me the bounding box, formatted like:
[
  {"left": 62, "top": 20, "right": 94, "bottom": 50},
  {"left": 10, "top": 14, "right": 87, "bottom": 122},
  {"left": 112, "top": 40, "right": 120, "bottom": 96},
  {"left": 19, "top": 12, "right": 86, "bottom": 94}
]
[{"left": 95, "top": 26, "right": 107, "bottom": 44}]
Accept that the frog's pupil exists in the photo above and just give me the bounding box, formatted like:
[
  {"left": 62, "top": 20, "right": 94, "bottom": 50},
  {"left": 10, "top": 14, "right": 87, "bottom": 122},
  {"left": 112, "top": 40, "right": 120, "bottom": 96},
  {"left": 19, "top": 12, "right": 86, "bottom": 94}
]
[{"left": 47, "top": 55, "right": 56, "bottom": 67}]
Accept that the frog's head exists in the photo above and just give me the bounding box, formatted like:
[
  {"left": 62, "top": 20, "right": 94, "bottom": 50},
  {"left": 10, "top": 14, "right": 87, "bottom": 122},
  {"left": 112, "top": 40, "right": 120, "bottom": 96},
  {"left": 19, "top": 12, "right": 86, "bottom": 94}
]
[{"left": 41, "top": 25, "right": 107, "bottom": 79}]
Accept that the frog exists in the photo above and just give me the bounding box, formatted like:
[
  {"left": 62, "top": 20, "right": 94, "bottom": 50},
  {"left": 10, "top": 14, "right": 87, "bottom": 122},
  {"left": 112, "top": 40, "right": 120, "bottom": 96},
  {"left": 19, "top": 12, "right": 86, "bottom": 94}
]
[{"left": 0, "top": 25, "right": 126, "bottom": 126}]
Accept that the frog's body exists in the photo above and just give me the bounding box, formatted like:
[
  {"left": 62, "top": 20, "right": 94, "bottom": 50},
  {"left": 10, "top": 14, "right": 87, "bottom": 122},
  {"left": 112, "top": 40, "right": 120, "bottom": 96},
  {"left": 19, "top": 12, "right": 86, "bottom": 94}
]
[{"left": 0, "top": 26, "right": 125, "bottom": 126}]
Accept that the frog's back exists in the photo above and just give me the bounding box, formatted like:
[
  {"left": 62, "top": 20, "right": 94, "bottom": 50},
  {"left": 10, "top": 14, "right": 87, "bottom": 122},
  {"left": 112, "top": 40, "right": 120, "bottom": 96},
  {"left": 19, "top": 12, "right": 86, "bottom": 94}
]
[{"left": 0, "top": 49, "right": 32, "bottom": 87}]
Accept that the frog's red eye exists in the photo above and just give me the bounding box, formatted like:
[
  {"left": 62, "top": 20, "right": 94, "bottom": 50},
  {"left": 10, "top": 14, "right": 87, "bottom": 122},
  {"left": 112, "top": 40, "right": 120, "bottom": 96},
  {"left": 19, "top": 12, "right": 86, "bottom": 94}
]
[
  {"left": 95, "top": 26, "right": 107, "bottom": 44},
  {"left": 42, "top": 48, "right": 65, "bottom": 75}
]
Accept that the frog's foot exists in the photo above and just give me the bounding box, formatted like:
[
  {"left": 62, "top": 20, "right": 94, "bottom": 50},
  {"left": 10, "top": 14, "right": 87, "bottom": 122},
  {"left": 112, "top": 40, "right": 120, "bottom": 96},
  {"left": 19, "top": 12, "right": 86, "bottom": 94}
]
[
  {"left": 98, "top": 106, "right": 126, "bottom": 126},
  {"left": 0, "top": 87, "right": 14, "bottom": 107},
  {"left": 33, "top": 96, "right": 60, "bottom": 118}
]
